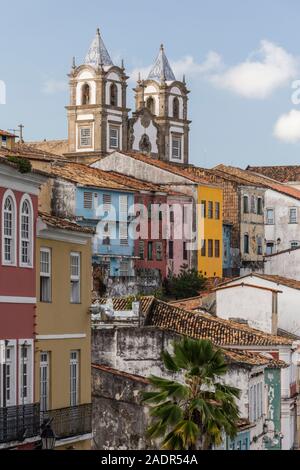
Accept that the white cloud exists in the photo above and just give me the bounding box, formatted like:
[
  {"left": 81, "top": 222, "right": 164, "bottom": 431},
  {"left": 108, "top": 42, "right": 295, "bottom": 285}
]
[
  {"left": 129, "top": 51, "right": 222, "bottom": 83},
  {"left": 211, "top": 40, "right": 298, "bottom": 99},
  {"left": 273, "top": 109, "right": 300, "bottom": 143},
  {"left": 42, "top": 79, "right": 68, "bottom": 94}
]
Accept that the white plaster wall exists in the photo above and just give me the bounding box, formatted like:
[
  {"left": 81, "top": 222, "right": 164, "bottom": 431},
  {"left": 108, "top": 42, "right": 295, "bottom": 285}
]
[
  {"left": 265, "top": 189, "right": 300, "bottom": 251},
  {"left": 132, "top": 117, "right": 158, "bottom": 154},
  {"left": 76, "top": 80, "right": 96, "bottom": 105},
  {"left": 223, "top": 275, "right": 300, "bottom": 336},
  {"left": 264, "top": 249, "right": 300, "bottom": 281},
  {"left": 216, "top": 286, "right": 274, "bottom": 333},
  {"left": 77, "top": 70, "right": 94, "bottom": 80}
]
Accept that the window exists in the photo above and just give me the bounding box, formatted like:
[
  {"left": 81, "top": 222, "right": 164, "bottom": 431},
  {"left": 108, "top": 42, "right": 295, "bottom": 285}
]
[
  {"left": 103, "top": 194, "right": 112, "bottom": 212},
  {"left": 183, "top": 242, "right": 188, "bottom": 260},
  {"left": 5, "top": 346, "right": 15, "bottom": 406},
  {"left": 119, "top": 195, "right": 128, "bottom": 245},
  {"left": 40, "top": 352, "right": 49, "bottom": 412},
  {"left": 2, "top": 135, "right": 7, "bottom": 147},
  {"left": 169, "top": 241, "right": 174, "bottom": 260},
  {"left": 70, "top": 351, "right": 79, "bottom": 407},
  {"left": 81, "top": 83, "right": 90, "bottom": 105},
  {"left": 148, "top": 241, "right": 153, "bottom": 261},
  {"left": 208, "top": 239, "right": 213, "bottom": 258},
  {"left": 171, "top": 136, "right": 182, "bottom": 160},
  {"left": 102, "top": 223, "right": 110, "bottom": 245},
  {"left": 79, "top": 127, "right": 92, "bottom": 147},
  {"left": 156, "top": 242, "right": 163, "bottom": 261},
  {"left": 2, "top": 193, "right": 16, "bottom": 265},
  {"left": 146, "top": 97, "right": 155, "bottom": 114},
  {"left": 70, "top": 253, "right": 81, "bottom": 303},
  {"left": 169, "top": 207, "right": 174, "bottom": 223},
  {"left": 139, "top": 240, "right": 145, "bottom": 260},
  {"left": 266, "top": 242, "right": 274, "bottom": 255},
  {"left": 119, "top": 223, "right": 128, "bottom": 245},
  {"left": 40, "top": 248, "right": 51, "bottom": 302},
  {"left": 289, "top": 208, "right": 297, "bottom": 224},
  {"left": 109, "top": 126, "right": 119, "bottom": 149},
  {"left": 201, "top": 239, "right": 206, "bottom": 257},
  {"left": 266, "top": 208, "right": 274, "bottom": 225},
  {"left": 173, "top": 97, "right": 179, "bottom": 119},
  {"left": 291, "top": 241, "right": 300, "bottom": 249},
  {"left": 215, "top": 240, "right": 220, "bottom": 258},
  {"left": 250, "top": 195, "right": 256, "bottom": 213},
  {"left": 215, "top": 202, "right": 220, "bottom": 220},
  {"left": 208, "top": 201, "right": 213, "bottom": 219},
  {"left": 83, "top": 192, "right": 93, "bottom": 209},
  {"left": 20, "top": 198, "right": 32, "bottom": 267},
  {"left": 110, "top": 83, "right": 118, "bottom": 106},
  {"left": 20, "top": 344, "right": 29, "bottom": 403},
  {"left": 257, "top": 197, "right": 263, "bottom": 215},
  {"left": 120, "top": 260, "right": 129, "bottom": 277},
  {"left": 201, "top": 201, "right": 206, "bottom": 218},
  {"left": 257, "top": 237, "right": 263, "bottom": 256},
  {"left": 244, "top": 234, "right": 249, "bottom": 254},
  {"left": 243, "top": 195, "right": 249, "bottom": 214}
]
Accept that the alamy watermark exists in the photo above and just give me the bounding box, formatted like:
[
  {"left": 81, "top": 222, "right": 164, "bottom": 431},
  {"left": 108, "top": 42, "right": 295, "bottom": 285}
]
[{"left": 0, "top": 80, "right": 6, "bottom": 104}]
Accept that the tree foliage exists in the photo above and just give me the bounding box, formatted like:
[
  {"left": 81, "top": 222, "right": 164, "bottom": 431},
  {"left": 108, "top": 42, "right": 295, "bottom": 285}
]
[
  {"left": 163, "top": 265, "right": 206, "bottom": 299},
  {"left": 142, "top": 337, "right": 241, "bottom": 450}
]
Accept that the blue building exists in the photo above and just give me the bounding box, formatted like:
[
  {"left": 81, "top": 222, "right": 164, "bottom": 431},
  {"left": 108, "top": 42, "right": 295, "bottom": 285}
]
[
  {"left": 75, "top": 186, "right": 136, "bottom": 278},
  {"left": 223, "top": 222, "right": 233, "bottom": 277}
]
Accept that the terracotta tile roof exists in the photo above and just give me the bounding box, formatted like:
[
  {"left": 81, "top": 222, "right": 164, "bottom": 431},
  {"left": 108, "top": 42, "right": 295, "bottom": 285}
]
[
  {"left": 115, "top": 151, "right": 219, "bottom": 186},
  {"left": 0, "top": 142, "right": 67, "bottom": 162},
  {"left": 38, "top": 211, "right": 95, "bottom": 235},
  {"left": 146, "top": 299, "right": 293, "bottom": 347},
  {"left": 93, "top": 296, "right": 155, "bottom": 316},
  {"left": 26, "top": 139, "right": 69, "bottom": 157},
  {"left": 92, "top": 364, "right": 150, "bottom": 385},
  {"left": 0, "top": 129, "right": 16, "bottom": 137},
  {"left": 247, "top": 165, "right": 300, "bottom": 183},
  {"left": 185, "top": 165, "right": 259, "bottom": 187},
  {"left": 214, "top": 164, "right": 300, "bottom": 201},
  {"left": 47, "top": 162, "right": 134, "bottom": 191},
  {"left": 223, "top": 349, "right": 287, "bottom": 368},
  {"left": 217, "top": 273, "right": 300, "bottom": 291},
  {"left": 169, "top": 296, "right": 203, "bottom": 311},
  {"left": 277, "top": 328, "right": 300, "bottom": 341}
]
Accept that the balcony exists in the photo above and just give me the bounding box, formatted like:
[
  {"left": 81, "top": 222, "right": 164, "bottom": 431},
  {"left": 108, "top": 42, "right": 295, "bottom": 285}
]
[
  {"left": 0, "top": 403, "right": 92, "bottom": 445},
  {"left": 0, "top": 403, "right": 40, "bottom": 444},
  {"left": 41, "top": 403, "right": 92, "bottom": 440}
]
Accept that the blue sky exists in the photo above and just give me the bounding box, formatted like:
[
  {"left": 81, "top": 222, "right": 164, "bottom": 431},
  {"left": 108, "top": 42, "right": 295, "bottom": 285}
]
[{"left": 1, "top": 0, "right": 300, "bottom": 168}]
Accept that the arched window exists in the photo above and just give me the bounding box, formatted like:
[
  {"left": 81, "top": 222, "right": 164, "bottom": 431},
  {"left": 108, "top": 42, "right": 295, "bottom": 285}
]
[
  {"left": 20, "top": 196, "right": 33, "bottom": 267},
  {"left": 146, "top": 97, "right": 155, "bottom": 114},
  {"left": 2, "top": 192, "right": 16, "bottom": 265},
  {"left": 110, "top": 83, "right": 118, "bottom": 106},
  {"left": 173, "top": 97, "right": 179, "bottom": 119},
  {"left": 82, "top": 83, "right": 90, "bottom": 105}
]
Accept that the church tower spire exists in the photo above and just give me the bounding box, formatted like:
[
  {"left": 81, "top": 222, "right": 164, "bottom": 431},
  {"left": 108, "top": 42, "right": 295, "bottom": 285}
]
[
  {"left": 130, "top": 44, "right": 191, "bottom": 165},
  {"left": 66, "top": 28, "right": 130, "bottom": 162}
]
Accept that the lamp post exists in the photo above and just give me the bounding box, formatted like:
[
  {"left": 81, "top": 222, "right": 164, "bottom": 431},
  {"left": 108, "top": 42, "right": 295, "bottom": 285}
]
[{"left": 41, "top": 419, "right": 56, "bottom": 450}]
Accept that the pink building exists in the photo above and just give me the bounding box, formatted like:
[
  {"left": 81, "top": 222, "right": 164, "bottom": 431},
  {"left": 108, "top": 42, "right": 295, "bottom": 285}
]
[{"left": 0, "top": 157, "right": 45, "bottom": 448}]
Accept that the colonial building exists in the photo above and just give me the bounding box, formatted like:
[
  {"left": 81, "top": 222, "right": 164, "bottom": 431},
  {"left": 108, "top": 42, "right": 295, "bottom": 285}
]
[
  {"left": 92, "top": 150, "right": 223, "bottom": 278},
  {"left": 0, "top": 157, "right": 46, "bottom": 449},
  {"left": 35, "top": 212, "right": 94, "bottom": 449}
]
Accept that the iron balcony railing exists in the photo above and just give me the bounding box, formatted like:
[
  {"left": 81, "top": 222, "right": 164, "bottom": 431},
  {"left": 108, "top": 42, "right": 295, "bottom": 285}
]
[
  {"left": 0, "top": 403, "right": 40, "bottom": 444},
  {"left": 41, "top": 403, "right": 92, "bottom": 440},
  {"left": 0, "top": 403, "right": 92, "bottom": 445}
]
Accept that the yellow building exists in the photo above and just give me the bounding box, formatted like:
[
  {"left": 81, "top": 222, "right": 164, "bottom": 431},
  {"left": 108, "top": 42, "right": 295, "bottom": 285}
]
[
  {"left": 198, "top": 184, "right": 223, "bottom": 278},
  {"left": 35, "top": 212, "right": 94, "bottom": 450}
]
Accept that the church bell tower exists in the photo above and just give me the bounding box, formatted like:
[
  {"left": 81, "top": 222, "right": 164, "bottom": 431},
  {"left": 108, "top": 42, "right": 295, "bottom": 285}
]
[
  {"left": 130, "top": 44, "right": 191, "bottom": 165},
  {"left": 66, "top": 29, "right": 130, "bottom": 162}
]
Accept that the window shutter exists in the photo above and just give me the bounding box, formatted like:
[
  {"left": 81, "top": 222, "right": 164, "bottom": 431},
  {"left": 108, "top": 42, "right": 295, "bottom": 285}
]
[{"left": 83, "top": 192, "right": 93, "bottom": 209}]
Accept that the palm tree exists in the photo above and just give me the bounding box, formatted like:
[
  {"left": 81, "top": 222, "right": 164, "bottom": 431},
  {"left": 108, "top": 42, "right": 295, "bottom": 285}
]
[{"left": 142, "top": 337, "right": 241, "bottom": 450}]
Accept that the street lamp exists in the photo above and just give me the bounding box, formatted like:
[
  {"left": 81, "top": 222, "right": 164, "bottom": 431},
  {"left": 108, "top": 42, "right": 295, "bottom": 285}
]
[{"left": 41, "top": 420, "right": 56, "bottom": 450}]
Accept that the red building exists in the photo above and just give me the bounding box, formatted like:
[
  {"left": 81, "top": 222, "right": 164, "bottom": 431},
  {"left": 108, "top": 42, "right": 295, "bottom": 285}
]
[{"left": 0, "top": 157, "right": 45, "bottom": 448}]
